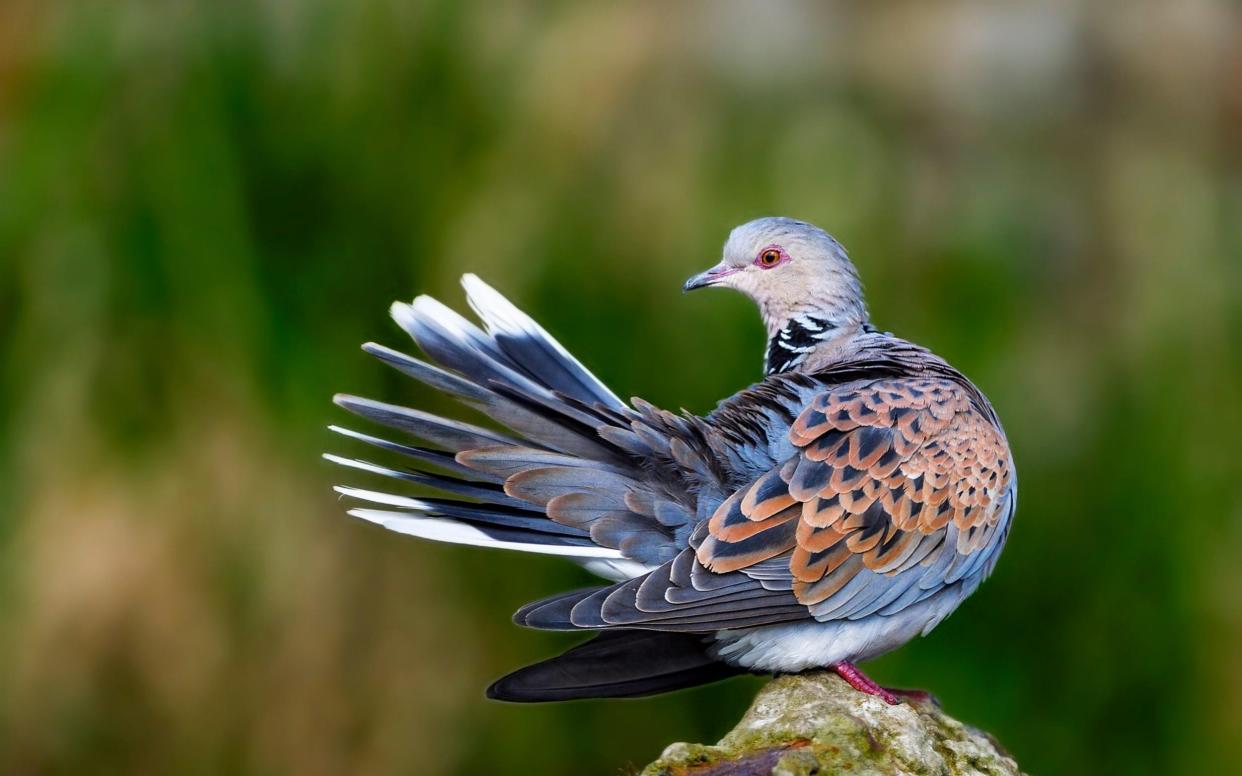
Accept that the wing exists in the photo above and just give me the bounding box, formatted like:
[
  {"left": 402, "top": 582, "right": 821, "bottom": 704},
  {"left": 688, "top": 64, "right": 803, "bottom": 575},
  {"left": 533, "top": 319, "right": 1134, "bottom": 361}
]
[
  {"left": 697, "top": 376, "right": 1015, "bottom": 622},
  {"left": 521, "top": 375, "right": 1015, "bottom": 633}
]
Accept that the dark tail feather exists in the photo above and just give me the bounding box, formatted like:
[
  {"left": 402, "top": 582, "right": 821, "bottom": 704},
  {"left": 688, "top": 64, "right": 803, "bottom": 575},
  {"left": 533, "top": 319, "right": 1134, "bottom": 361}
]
[{"left": 485, "top": 630, "right": 741, "bottom": 702}]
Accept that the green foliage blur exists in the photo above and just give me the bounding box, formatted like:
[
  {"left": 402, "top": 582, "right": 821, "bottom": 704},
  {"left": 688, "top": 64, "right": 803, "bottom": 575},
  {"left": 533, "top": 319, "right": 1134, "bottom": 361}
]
[{"left": 2, "top": 1, "right": 1240, "bottom": 773}]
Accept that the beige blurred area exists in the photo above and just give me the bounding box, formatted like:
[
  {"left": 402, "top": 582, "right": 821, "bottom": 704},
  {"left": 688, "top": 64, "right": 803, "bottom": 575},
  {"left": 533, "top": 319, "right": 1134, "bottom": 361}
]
[
  {"left": 6, "top": 373, "right": 474, "bottom": 773},
  {"left": 1, "top": 1, "right": 1240, "bottom": 774}
]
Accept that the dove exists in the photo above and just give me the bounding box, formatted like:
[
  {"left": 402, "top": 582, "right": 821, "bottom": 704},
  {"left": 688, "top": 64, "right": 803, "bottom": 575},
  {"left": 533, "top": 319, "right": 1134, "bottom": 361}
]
[{"left": 327, "top": 217, "right": 1015, "bottom": 704}]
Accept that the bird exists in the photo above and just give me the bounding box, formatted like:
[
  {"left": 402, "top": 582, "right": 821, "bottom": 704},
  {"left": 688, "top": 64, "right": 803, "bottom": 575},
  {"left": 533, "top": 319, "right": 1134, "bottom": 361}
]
[{"left": 326, "top": 217, "right": 1015, "bottom": 705}]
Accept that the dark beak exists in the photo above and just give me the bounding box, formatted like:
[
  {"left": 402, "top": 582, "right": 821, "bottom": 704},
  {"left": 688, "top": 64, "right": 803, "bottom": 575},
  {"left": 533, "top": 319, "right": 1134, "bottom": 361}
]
[{"left": 683, "top": 262, "right": 738, "bottom": 293}]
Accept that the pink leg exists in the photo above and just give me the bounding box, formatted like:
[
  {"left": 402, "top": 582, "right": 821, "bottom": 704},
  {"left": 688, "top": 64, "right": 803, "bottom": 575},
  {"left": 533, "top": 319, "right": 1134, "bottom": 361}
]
[{"left": 831, "top": 661, "right": 901, "bottom": 705}]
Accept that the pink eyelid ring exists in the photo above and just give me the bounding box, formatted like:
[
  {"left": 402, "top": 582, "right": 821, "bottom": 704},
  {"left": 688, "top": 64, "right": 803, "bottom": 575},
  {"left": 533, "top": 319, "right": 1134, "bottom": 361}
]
[{"left": 753, "top": 245, "right": 790, "bottom": 269}]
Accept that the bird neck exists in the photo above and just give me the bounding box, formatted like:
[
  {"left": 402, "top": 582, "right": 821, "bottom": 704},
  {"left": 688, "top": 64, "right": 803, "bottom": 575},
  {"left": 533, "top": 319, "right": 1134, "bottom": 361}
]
[{"left": 763, "top": 314, "right": 875, "bottom": 376}]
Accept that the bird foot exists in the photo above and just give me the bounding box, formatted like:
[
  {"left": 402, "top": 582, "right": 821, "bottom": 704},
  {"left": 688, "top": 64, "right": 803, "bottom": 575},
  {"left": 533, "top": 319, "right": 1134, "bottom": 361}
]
[{"left": 830, "top": 661, "right": 901, "bottom": 705}]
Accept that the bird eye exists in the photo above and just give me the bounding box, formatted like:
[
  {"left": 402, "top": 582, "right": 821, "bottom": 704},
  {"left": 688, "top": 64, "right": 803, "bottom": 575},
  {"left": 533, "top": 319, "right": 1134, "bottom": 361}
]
[{"left": 756, "top": 249, "right": 783, "bottom": 268}]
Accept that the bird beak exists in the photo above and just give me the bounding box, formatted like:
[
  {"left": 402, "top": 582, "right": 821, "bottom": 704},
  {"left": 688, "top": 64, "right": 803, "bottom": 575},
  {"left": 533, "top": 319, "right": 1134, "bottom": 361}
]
[{"left": 683, "top": 262, "right": 739, "bottom": 293}]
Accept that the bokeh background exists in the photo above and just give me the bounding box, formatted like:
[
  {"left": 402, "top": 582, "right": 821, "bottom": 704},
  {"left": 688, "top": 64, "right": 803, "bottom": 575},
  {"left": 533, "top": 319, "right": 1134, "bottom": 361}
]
[{"left": 2, "top": 1, "right": 1241, "bottom": 773}]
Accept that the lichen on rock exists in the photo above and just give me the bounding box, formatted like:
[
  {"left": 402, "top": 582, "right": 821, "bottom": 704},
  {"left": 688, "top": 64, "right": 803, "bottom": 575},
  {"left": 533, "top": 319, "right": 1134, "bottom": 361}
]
[{"left": 641, "top": 672, "right": 1023, "bottom": 776}]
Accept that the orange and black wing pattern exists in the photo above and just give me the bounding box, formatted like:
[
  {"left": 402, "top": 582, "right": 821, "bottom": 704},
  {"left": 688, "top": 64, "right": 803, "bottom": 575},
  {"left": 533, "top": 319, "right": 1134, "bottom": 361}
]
[{"left": 697, "top": 377, "right": 1014, "bottom": 621}]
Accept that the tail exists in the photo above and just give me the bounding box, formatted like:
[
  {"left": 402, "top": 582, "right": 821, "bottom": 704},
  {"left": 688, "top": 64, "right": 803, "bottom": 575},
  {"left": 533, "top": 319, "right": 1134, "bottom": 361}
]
[
  {"left": 485, "top": 630, "right": 742, "bottom": 702},
  {"left": 326, "top": 275, "right": 698, "bottom": 581}
]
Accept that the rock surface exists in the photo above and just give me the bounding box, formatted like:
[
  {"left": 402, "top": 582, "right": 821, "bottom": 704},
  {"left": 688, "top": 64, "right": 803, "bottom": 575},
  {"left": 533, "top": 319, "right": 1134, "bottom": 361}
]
[{"left": 641, "top": 672, "right": 1023, "bottom": 776}]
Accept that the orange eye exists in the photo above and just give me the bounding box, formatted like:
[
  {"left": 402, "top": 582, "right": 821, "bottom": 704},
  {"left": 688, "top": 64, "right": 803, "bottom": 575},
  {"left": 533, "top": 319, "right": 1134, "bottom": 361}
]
[{"left": 758, "top": 249, "right": 782, "bottom": 268}]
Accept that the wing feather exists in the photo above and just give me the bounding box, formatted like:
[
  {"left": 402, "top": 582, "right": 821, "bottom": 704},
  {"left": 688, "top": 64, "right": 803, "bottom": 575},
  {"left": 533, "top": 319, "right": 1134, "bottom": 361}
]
[
  {"left": 698, "top": 377, "right": 1014, "bottom": 623},
  {"left": 513, "top": 374, "right": 1014, "bottom": 636}
]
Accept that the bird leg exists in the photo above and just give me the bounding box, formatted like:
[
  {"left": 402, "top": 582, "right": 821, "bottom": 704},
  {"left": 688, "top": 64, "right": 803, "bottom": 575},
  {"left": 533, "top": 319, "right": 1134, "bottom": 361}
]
[{"left": 830, "top": 661, "right": 901, "bottom": 705}]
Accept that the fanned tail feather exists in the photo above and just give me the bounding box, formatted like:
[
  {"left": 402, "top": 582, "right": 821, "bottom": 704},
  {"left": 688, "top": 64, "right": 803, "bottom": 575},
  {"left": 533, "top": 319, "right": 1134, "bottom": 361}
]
[{"left": 327, "top": 274, "right": 699, "bottom": 580}]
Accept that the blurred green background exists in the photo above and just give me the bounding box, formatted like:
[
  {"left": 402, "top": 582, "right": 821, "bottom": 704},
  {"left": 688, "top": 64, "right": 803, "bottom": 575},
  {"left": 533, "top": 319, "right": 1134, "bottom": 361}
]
[{"left": 2, "top": 1, "right": 1241, "bottom": 773}]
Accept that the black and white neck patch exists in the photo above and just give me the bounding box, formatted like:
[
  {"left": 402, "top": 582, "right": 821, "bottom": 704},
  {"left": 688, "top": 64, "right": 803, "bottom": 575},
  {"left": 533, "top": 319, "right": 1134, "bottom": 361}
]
[{"left": 764, "top": 315, "right": 841, "bottom": 375}]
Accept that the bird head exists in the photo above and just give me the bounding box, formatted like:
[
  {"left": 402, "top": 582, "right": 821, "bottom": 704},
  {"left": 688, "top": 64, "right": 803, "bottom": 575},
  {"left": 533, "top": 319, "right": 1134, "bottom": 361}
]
[{"left": 684, "top": 217, "right": 868, "bottom": 336}]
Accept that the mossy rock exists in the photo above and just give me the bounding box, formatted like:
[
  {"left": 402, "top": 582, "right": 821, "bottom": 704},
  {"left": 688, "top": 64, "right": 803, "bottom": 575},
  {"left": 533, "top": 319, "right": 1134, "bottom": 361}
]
[{"left": 642, "top": 672, "right": 1023, "bottom": 776}]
